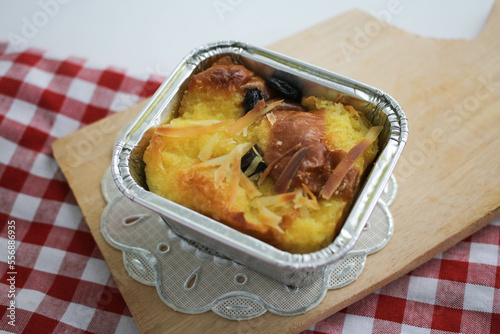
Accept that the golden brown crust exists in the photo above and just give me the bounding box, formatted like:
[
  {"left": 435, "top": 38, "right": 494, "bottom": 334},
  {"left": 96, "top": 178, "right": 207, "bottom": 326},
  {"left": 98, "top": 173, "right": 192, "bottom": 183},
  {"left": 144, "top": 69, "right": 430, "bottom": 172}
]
[
  {"left": 265, "top": 109, "right": 359, "bottom": 196},
  {"left": 189, "top": 57, "right": 253, "bottom": 94},
  {"left": 241, "top": 76, "right": 272, "bottom": 100},
  {"left": 266, "top": 98, "right": 308, "bottom": 112},
  {"left": 143, "top": 58, "right": 379, "bottom": 254},
  {"left": 177, "top": 168, "right": 283, "bottom": 244}
]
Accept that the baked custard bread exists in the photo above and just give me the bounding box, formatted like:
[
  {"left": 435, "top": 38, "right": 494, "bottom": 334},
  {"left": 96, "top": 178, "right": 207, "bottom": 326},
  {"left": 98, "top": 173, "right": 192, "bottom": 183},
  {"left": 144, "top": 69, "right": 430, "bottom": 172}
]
[{"left": 143, "top": 56, "right": 380, "bottom": 254}]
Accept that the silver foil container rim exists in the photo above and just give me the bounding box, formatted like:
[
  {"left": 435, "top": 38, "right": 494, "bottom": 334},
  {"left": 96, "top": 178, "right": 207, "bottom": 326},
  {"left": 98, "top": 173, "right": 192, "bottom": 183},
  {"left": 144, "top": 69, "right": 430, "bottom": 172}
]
[{"left": 111, "top": 40, "right": 408, "bottom": 273}]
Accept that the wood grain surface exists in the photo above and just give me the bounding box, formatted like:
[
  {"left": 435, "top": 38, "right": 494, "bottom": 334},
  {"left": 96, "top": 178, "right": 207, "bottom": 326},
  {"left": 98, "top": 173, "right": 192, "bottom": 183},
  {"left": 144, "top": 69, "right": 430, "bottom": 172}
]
[{"left": 53, "top": 3, "right": 500, "bottom": 333}]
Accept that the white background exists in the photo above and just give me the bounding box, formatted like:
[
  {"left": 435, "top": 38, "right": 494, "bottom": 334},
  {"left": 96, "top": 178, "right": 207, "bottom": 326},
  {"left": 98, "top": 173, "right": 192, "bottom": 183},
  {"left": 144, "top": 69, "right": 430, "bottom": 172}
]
[{"left": 0, "top": 0, "right": 495, "bottom": 76}]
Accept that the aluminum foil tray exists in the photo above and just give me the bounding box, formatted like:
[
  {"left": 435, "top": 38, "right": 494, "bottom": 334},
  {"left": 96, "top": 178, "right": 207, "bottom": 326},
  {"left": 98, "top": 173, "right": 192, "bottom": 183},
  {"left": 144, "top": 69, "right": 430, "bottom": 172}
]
[{"left": 112, "top": 41, "right": 408, "bottom": 287}]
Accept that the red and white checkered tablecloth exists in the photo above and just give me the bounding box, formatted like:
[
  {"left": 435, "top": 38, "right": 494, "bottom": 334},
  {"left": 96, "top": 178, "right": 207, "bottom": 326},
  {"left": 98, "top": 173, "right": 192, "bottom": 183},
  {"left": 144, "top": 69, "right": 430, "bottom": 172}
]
[{"left": 0, "top": 41, "right": 498, "bottom": 334}]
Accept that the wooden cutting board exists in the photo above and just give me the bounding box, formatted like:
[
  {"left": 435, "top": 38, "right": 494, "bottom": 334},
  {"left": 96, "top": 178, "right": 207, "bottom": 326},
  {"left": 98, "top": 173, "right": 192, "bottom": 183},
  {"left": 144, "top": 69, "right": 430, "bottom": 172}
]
[{"left": 53, "top": 3, "right": 500, "bottom": 333}]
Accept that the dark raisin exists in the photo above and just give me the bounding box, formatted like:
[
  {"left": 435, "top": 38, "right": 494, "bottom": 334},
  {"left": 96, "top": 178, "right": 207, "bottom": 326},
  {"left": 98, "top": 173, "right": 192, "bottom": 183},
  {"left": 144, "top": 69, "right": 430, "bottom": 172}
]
[
  {"left": 267, "top": 77, "right": 302, "bottom": 102},
  {"left": 241, "top": 144, "right": 267, "bottom": 176},
  {"left": 243, "top": 87, "right": 264, "bottom": 113}
]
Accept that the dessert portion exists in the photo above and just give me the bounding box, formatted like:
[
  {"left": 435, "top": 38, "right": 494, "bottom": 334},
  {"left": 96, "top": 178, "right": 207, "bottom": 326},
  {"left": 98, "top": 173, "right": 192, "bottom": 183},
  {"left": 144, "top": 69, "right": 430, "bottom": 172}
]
[{"left": 143, "top": 56, "right": 380, "bottom": 254}]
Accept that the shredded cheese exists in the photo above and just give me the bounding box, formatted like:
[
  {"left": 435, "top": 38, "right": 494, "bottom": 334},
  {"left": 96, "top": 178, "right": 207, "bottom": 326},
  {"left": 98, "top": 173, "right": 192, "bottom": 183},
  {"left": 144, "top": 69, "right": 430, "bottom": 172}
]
[
  {"left": 226, "top": 99, "right": 282, "bottom": 135},
  {"left": 321, "top": 126, "right": 382, "bottom": 199},
  {"left": 293, "top": 187, "right": 320, "bottom": 211},
  {"left": 210, "top": 143, "right": 250, "bottom": 191},
  {"left": 227, "top": 145, "right": 243, "bottom": 207},
  {"left": 243, "top": 148, "right": 264, "bottom": 177},
  {"left": 252, "top": 192, "right": 296, "bottom": 207},
  {"left": 274, "top": 147, "right": 310, "bottom": 194},
  {"left": 257, "top": 143, "right": 302, "bottom": 185},
  {"left": 256, "top": 203, "right": 284, "bottom": 234},
  {"left": 220, "top": 138, "right": 237, "bottom": 147},
  {"left": 198, "top": 133, "right": 219, "bottom": 161},
  {"left": 302, "top": 183, "right": 316, "bottom": 201},
  {"left": 187, "top": 120, "right": 221, "bottom": 126},
  {"left": 192, "top": 154, "right": 230, "bottom": 168},
  {"left": 239, "top": 172, "right": 262, "bottom": 199},
  {"left": 294, "top": 193, "right": 320, "bottom": 210},
  {"left": 157, "top": 120, "right": 232, "bottom": 137},
  {"left": 214, "top": 152, "right": 232, "bottom": 187},
  {"left": 266, "top": 112, "right": 276, "bottom": 125}
]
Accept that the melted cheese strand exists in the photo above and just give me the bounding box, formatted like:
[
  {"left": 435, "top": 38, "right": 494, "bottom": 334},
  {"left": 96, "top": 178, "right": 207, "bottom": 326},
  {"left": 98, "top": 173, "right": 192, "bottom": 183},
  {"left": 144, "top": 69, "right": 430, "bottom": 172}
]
[
  {"left": 226, "top": 99, "right": 282, "bottom": 135},
  {"left": 157, "top": 120, "right": 232, "bottom": 137}
]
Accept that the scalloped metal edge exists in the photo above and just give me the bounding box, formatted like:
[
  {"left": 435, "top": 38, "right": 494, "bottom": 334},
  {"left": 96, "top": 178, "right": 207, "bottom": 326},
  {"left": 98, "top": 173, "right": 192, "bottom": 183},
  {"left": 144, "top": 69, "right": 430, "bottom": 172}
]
[
  {"left": 101, "top": 197, "right": 330, "bottom": 318},
  {"left": 100, "top": 170, "right": 397, "bottom": 320}
]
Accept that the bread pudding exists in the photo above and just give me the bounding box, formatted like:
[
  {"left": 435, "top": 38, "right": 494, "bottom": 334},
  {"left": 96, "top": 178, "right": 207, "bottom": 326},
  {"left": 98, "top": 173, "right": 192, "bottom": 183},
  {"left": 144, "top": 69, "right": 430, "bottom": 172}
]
[{"left": 143, "top": 56, "right": 380, "bottom": 254}]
